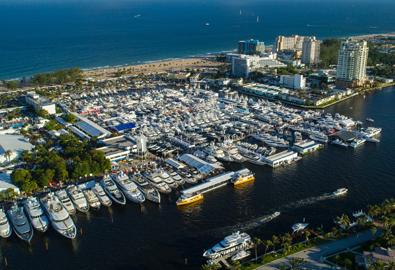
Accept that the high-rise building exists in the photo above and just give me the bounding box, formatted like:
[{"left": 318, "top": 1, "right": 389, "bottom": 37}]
[
  {"left": 336, "top": 39, "right": 369, "bottom": 87},
  {"left": 274, "top": 35, "right": 314, "bottom": 53},
  {"left": 238, "top": 39, "right": 265, "bottom": 55},
  {"left": 301, "top": 37, "right": 321, "bottom": 64},
  {"left": 232, "top": 57, "right": 251, "bottom": 78}
]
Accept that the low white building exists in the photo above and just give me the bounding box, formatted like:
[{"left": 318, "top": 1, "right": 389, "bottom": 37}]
[
  {"left": 264, "top": 151, "right": 299, "bottom": 168},
  {"left": 0, "top": 171, "right": 20, "bottom": 194},
  {"left": 232, "top": 54, "right": 287, "bottom": 78},
  {"left": 0, "top": 135, "right": 34, "bottom": 164},
  {"left": 280, "top": 74, "right": 306, "bottom": 89},
  {"left": 25, "top": 91, "right": 56, "bottom": 114},
  {"left": 291, "top": 140, "right": 323, "bottom": 154}
]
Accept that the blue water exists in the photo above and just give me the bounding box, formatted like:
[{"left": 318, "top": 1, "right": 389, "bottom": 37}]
[{"left": 1, "top": 0, "right": 395, "bottom": 80}]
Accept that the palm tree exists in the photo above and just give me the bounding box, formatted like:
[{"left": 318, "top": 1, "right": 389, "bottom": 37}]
[
  {"left": 371, "top": 226, "right": 377, "bottom": 241},
  {"left": 263, "top": 240, "right": 273, "bottom": 260},
  {"left": 304, "top": 231, "right": 311, "bottom": 247},
  {"left": 4, "top": 149, "right": 12, "bottom": 163},
  {"left": 388, "top": 261, "right": 395, "bottom": 270},
  {"left": 272, "top": 235, "right": 280, "bottom": 253},
  {"left": 211, "top": 263, "right": 220, "bottom": 270},
  {"left": 389, "top": 218, "right": 395, "bottom": 230},
  {"left": 344, "top": 258, "right": 352, "bottom": 269},
  {"left": 334, "top": 255, "right": 340, "bottom": 266},
  {"left": 253, "top": 237, "right": 262, "bottom": 263},
  {"left": 230, "top": 260, "right": 241, "bottom": 270},
  {"left": 382, "top": 199, "right": 392, "bottom": 215},
  {"left": 382, "top": 216, "right": 390, "bottom": 228},
  {"left": 281, "top": 234, "right": 292, "bottom": 255},
  {"left": 368, "top": 205, "right": 375, "bottom": 218},
  {"left": 201, "top": 264, "right": 212, "bottom": 270}
]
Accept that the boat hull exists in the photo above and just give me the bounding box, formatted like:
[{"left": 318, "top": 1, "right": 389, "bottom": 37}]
[
  {"left": 176, "top": 195, "right": 203, "bottom": 206},
  {"left": 232, "top": 176, "right": 255, "bottom": 185}
]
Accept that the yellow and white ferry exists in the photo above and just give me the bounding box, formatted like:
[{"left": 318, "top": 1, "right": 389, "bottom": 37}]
[
  {"left": 176, "top": 193, "right": 203, "bottom": 206},
  {"left": 231, "top": 169, "right": 255, "bottom": 185}
]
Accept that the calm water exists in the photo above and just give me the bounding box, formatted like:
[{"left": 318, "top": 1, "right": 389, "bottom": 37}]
[
  {"left": 0, "top": 87, "right": 394, "bottom": 269},
  {"left": 1, "top": 0, "right": 395, "bottom": 80}
]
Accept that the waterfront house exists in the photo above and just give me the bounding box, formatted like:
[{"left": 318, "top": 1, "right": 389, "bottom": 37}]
[
  {"left": 291, "top": 140, "right": 322, "bottom": 154},
  {"left": 355, "top": 247, "right": 395, "bottom": 269}
]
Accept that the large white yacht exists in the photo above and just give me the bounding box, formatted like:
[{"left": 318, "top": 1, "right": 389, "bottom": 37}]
[
  {"left": 100, "top": 174, "right": 126, "bottom": 205},
  {"left": 292, "top": 223, "right": 309, "bottom": 232},
  {"left": 83, "top": 189, "right": 101, "bottom": 210},
  {"left": 23, "top": 196, "right": 49, "bottom": 233},
  {"left": 55, "top": 189, "right": 76, "bottom": 215},
  {"left": 7, "top": 202, "right": 33, "bottom": 243},
  {"left": 203, "top": 231, "right": 252, "bottom": 258},
  {"left": 333, "top": 188, "right": 348, "bottom": 196},
  {"left": 203, "top": 145, "right": 234, "bottom": 162},
  {"left": 0, "top": 209, "right": 12, "bottom": 238},
  {"left": 130, "top": 173, "right": 161, "bottom": 203},
  {"left": 143, "top": 170, "right": 172, "bottom": 194},
  {"left": 165, "top": 168, "right": 185, "bottom": 185},
  {"left": 66, "top": 185, "right": 90, "bottom": 213},
  {"left": 349, "top": 138, "right": 366, "bottom": 148},
  {"left": 157, "top": 169, "right": 178, "bottom": 188},
  {"left": 92, "top": 183, "right": 112, "bottom": 207},
  {"left": 112, "top": 172, "right": 145, "bottom": 203},
  {"left": 220, "top": 144, "right": 246, "bottom": 163},
  {"left": 40, "top": 193, "right": 77, "bottom": 239}
]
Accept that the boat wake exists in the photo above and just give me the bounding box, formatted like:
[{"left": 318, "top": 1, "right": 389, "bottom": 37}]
[{"left": 202, "top": 193, "right": 336, "bottom": 236}]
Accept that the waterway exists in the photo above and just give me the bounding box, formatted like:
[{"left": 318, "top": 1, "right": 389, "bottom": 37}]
[{"left": 0, "top": 87, "right": 394, "bottom": 269}]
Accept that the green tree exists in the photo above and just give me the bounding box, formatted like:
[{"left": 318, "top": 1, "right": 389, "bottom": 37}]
[
  {"left": 371, "top": 226, "right": 377, "bottom": 241},
  {"left": 253, "top": 237, "right": 262, "bottom": 263},
  {"left": 21, "top": 150, "right": 33, "bottom": 163},
  {"left": 4, "top": 149, "right": 13, "bottom": 163},
  {"left": 343, "top": 258, "right": 352, "bottom": 269},
  {"left": 230, "top": 260, "right": 241, "bottom": 270},
  {"left": 272, "top": 235, "right": 280, "bottom": 252},
  {"left": 33, "top": 168, "right": 54, "bottom": 187},
  {"left": 60, "top": 113, "right": 76, "bottom": 123},
  {"left": 263, "top": 240, "right": 273, "bottom": 260}
]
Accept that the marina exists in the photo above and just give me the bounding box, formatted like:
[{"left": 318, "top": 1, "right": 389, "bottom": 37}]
[{"left": 0, "top": 83, "right": 391, "bottom": 269}]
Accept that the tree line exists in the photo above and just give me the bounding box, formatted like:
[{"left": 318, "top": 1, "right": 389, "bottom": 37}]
[{"left": 30, "top": 67, "right": 83, "bottom": 86}]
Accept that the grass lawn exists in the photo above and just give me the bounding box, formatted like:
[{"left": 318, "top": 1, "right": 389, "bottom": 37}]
[
  {"left": 327, "top": 251, "right": 358, "bottom": 270},
  {"left": 240, "top": 238, "right": 332, "bottom": 270}
]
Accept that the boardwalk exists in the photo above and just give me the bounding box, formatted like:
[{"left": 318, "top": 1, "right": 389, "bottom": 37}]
[{"left": 256, "top": 228, "right": 382, "bottom": 270}]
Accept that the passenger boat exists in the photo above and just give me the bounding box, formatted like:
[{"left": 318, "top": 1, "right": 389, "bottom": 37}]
[
  {"left": 83, "top": 189, "right": 101, "bottom": 210},
  {"left": 66, "top": 185, "right": 90, "bottom": 213},
  {"left": 292, "top": 223, "right": 309, "bottom": 232},
  {"left": 131, "top": 174, "right": 161, "bottom": 203},
  {"left": 55, "top": 189, "right": 76, "bottom": 215},
  {"left": 231, "top": 169, "right": 255, "bottom": 185},
  {"left": 203, "top": 231, "right": 252, "bottom": 259},
  {"left": 7, "top": 202, "right": 34, "bottom": 243},
  {"left": 333, "top": 188, "right": 348, "bottom": 196},
  {"left": 113, "top": 172, "right": 145, "bottom": 203},
  {"left": 231, "top": 250, "right": 250, "bottom": 261},
  {"left": 92, "top": 183, "right": 112, "bottom": 207},
  {"left": 100, "top": 174, "right": 126, "bottom": 205},
  {"left": 176, "top": 193, "right": 203, "bottom": 206},
  {"left": 40, "top": 193, "right": 77, "bottom": 239},
  {"left": 23, "top": 196, "right": 49, "bottom": 232},
  {"left": 0, "top": 208, "right": 12, "bottom": 238},
  {"left": 269, "top": 211, "right": 281, "bottom": 219}
]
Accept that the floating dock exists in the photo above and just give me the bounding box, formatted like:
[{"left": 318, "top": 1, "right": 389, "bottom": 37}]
[{"left": 180, "top": 168, "right": 250, "bottom": 196}]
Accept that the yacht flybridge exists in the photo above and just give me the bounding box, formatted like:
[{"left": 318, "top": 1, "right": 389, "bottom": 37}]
[
  {"left": 66, "top": 185, "right": 90, "bottom": 213},
  {"left": 92, "top": 183, "right": 112, "bottom": 207},
  {"left": 203, "top": 231, "right": 252, "bottom": 258},
  {"left": 131, "top": 173, "right": 161, "bottom": 203},
  {"left": 7, "top": 202, "right": 33, "bottom": 243},
  {"left": 100, "top": 174, "right": 126, "bottom": 205},
  {"left": 0, "top": 208, "right": 12, "bottom": 238},
  {"left": 40, "top": 193, "right": 76, "bottom": 239},
  {"left": 83, "top": 189, "right": 101, "bottom": 210},
  {"left": 55, "top": 189, "right": 76, "bottom": 215},
  {"left": 112, "top": 172, "right": 145, "bottom": 203},
  {"left": 23, "top": 196, "right": 49, "bottom": 232}
]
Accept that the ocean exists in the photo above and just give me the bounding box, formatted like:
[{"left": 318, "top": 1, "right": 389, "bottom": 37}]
[{"left": 1, "top": 0, "right": 395, "bottom": 80}]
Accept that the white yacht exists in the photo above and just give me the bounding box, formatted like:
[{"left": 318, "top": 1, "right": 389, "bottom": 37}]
[
  {"left": 309, "top": 134, "right": 328, "bottom": 143},
  {"left": 130, "top": 174, "right": 161, "bottom": 203},
  {"left": 83, "top": 189, "right": 101, "bottom": 210},
  {"left": 203, "top": 231, "right": 252, "bottom": 258},
  {"left": 333, "top": 188, "right": 348, "bottom": 196},
  {"left": 55, "top": 189, "right": 76, "bottom": 215},
  {"left": 177, "top": 170, "right": 198, "bottom": 184},
  {"left": 143, "top": 170, "right": 172, "bottom": 193},
  {"left": 158, "top": 169, "right": 178, "bottom": 188},
  {"left": 331, "top": 139, "right": 348, "bottom": 148},
  {"left": 7, "top": 202, "right": 34, "bottom": 243},
  {"left": 231, "top": 250, "right": 250, "bottom": 261},
  {"left": 0, "top": 209, "right": 12, "bottom": 238},
  {"left": 166, "top": 168, "right": 186, "bottom": 185},
  {"left": 112, "top": 172, "right": 145, "bottom": 203},
  {"left": 100, "top": 174, "right": 126, "bottom": 205},
  {"left": 40, "top": 193, "right": 77, "bottom": 239},
  {"left": 203, "top": 145, "right": 234, "bottom": 162},
  {"left": 23, "top": 196, "right": 49, "bottom": 232},
  {"left": 220, "top": 144, "right": 246, "bottom": 163},
  {"left": 92, "top": 183, "right": 112, "bottom": 207},
  {"left": 292, "top": 223, "right": 309, "bottom": 232},
  {"left": 270, "top": 211, "right": 281, "bottom": 219},
  {"left": 348, "top": 138, "right": 366, "bottom": 148},
  {"left": 66, "top": 185, "right": 90, "bottom": 213}
]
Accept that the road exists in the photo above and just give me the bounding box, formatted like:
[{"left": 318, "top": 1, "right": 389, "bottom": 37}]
[{"left": 256, "top": 228, "right": 382, "bottom": 270}]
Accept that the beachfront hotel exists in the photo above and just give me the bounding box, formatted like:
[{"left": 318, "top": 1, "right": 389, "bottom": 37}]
[
  {"left": 336, "top": 39, "right": 369, "bottom": 87},
  {"left": 237, "top": 39, "right": 265, "bottom": 55}
]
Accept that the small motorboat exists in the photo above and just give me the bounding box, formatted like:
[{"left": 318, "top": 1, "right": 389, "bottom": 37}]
[{"left": 231, "top": 250, "right": 250, "bottom": 261}]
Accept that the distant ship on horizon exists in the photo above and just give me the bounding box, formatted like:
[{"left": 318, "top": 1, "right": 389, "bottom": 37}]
[{"left": 134, "top": 14, "right": 140, "bottom": 18}]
